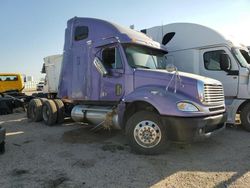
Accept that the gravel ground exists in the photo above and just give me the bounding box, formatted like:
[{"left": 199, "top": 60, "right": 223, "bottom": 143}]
[{"left": 0, "top": 112, "right": 250, "bottom": 188}]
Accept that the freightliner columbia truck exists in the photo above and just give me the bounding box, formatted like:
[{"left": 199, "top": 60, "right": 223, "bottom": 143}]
[
  {"left": 143, "top": 23, "right": 250, "bottom": 131},
  {"left": 27, "top": 18, "right": 226, "bottom": 154}
]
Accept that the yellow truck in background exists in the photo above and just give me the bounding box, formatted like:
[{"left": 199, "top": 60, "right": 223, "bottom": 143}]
[
  {"left": 0, "top": 72, "right": 46, "bottom": 115},
  {"left": 0, "top": 73, "right": 31, "bottom": 115},
  {"left": 0, "top": 73, "right": 24, "bottom": 93}
]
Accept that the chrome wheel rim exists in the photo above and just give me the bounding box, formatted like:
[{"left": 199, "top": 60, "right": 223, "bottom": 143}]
[{"left": 133, "top": 120, "right": 161, "bottom": 148}]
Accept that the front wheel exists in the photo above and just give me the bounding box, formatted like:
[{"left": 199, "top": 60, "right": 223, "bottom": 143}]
[
  {"left": 240, "top": 103, "right": 250, "bottom": 131},
  {"left": 126, "top": 111, "right": 168, "bottom": 155}
]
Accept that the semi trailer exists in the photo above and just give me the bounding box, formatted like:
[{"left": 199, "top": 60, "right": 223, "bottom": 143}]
[
  {"left": 41, "top": 54, "right": 62, "bottom": 98},
  {"left": 143, "top": 23, "right": 250, "bottom": 131},
  {"left": 27, "top": 18, "right": 226, "bottom": 154}
]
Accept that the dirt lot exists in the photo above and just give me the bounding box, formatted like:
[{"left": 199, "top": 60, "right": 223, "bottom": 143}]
[{"left": 0, "top": 112, "right": 250, "bottom": 188}]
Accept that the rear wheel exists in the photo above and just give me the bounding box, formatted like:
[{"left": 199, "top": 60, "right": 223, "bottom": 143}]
[
  {"left": 39, "top": 98, "right": 47, "bottom": 104},
  {"left": 42, "top": 100, "right": 57, "bottom": 126},
  {"left": 240, "top": 103, "right": 250, "bottom": 131},
  {"left": 28, "top": 99, "right": 43, "bottom": 122},
  {"left": 126, "top": 111, "right": 168, "bottom": 155},
  {"left": 53, "top": 99, "right": 65, "bottom": 124}
]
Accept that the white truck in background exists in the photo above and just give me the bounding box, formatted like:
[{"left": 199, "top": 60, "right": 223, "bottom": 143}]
[
  {"left": 42, "top": 54, "right": 62, "bottom": 97},
  {"left": 142, "top": 23, "right": 250, "bottom": 131}
]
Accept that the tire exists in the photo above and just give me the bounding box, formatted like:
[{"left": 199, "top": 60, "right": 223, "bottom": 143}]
[
  {"left": 0, "top": 141, "right": 5, "bottom": 154},
  {"left": 26, "top": 103, "right": 31, "bottom": 119},
  {"left": 39, "top": 98, "right": 48, "bottom": 104},
  {"left": 125, "top": 111, "right": 168, "bottom": 155},
  {"left": 42, "top": 100, "right": 57, "bottom": 126},
  {"left": 0, "top": 102, "right": 12, "bottom": 115},
  {"left": 240, "top": 103, "right": 250, "bottom": 131},
  {"left": 53, "top": 99, "right": 65, "bottom": 124},
  {"left": 28, "top": 99, "right": 43, "bottom": 122}
]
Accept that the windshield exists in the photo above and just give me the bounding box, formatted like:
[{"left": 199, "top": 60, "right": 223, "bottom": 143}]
[
  {"left": 232, "top": 48, "right": 249, "bottom": 68},
  {"left": 240, "top": 49, "right": 250, "bottom": 64},
  {"left": 123, "top": 44, "right": 167, "bottom": 69}
]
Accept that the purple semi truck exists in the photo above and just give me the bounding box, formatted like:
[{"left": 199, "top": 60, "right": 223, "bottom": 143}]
[{"left": 28, "top": 17, "right": 226, "bottom": 154}]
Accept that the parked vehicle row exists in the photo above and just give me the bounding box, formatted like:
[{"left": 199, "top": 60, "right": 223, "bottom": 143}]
[{"left": 2, "top": 18, "right": 248, "bottom": 154}]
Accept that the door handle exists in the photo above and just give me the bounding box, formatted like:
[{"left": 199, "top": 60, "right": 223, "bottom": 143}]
[{"left": 115, "top": 84, "right": 122, "bottom": 96}]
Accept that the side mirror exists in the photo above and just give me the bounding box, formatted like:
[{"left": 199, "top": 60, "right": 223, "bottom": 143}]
[
  {"left": 165, "top": 56, "right": 177, "bottom": 72},
  {"left": 93, "top": 57, "right": 108, "bottom": 77},
  {"left": 220, "top": 53, "right": 231, "bottom": 71}
]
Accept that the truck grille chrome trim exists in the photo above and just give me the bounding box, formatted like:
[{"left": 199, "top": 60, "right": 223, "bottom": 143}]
[
  {"left": 208, "top": 106, "right": 225, "bottom": 112},
  {"left": 203, "top": 84, "right": 224, "bottom": 105}
]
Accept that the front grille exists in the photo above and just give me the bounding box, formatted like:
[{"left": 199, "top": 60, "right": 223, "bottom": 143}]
[
  {"left": 203, "top": 84, "right": 224, "bottom": 105},
  {"left": 209, "top": 106, "right": 225, "bottom": 112}
]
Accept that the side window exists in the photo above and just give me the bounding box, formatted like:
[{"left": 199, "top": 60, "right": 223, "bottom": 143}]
[
  {"left": 102, "top": 47, "right": 123, "bottom": 69},
  {"left": 74, "top": 26, "right": 89, "bottom": 41},
  {"left": 0, "top": 75, "right": 18, "bottom": 81},
  {"left": 204, "top": 50, "right": 227, "bottom": 70},
  {"left": 162, "top": 32, "right": 175, "bottom": 45},
  {"left": 240, "top": 50, "right": 250, "bottom": 64}
]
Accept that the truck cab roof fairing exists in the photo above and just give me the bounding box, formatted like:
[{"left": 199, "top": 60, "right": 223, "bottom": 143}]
[
  {"left": 144, "top": 23, "right": 241, "bottom": 51},
  {"left": 65, "top": 17, "right": 166, "bottom": 51}
]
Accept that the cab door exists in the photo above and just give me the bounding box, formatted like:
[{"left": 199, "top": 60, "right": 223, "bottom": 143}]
[
  {"left": 199, "top": 47, "right": 239, "bottom": 97},
  {"left": 99, "top": 45, "right": 125, "bottom": 101}
]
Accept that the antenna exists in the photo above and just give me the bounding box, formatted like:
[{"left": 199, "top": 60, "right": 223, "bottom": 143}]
[{"left": 161, "top": 21, "right": 164, "bottom": 40}]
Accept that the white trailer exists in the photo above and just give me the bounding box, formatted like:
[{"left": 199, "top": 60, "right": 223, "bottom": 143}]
[
  {"left": 42, "top": 54, "right": 62, "bottom": 95},
  {"left": 143, "top": 23, "right": 250, "bottom": 131}
]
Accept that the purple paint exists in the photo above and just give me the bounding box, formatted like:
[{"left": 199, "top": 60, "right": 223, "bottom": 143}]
[{"left": 57, "top": 17, "right": 226, "bottom": 144}]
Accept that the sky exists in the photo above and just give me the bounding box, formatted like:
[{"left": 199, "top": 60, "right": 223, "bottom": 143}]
[{"left": 0, "top": 0, "right": 250, "bottom": 80}]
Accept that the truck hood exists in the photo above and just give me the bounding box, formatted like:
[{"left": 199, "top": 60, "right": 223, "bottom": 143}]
[{"left": 134, "top": 69, "right": 222, "bottom": 102}]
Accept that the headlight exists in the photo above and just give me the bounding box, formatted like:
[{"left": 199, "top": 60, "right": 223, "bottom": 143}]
[{"left": 177, "top": 102, "right": 199, "bottom": 112}]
